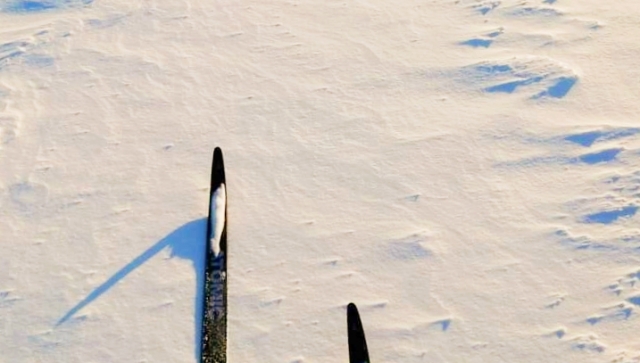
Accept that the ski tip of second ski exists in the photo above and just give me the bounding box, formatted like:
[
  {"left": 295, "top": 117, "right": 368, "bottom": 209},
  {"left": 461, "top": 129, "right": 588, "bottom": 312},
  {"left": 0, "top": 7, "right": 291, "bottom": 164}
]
[{"left": 347, "top": 302, "right": 359, "bottom": 313}]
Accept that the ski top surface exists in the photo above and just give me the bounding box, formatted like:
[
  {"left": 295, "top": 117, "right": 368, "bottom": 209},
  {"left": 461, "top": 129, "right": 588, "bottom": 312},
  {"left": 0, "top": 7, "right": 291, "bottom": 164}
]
[
  {"left": 208, "top": 147, "right": 226, "bottom": 258},
  {"left": 348, "top": 303, "right": 371, "bottom": 363},
  {"left": 201, "top": 147, "right": 228, "bottom": 363}
]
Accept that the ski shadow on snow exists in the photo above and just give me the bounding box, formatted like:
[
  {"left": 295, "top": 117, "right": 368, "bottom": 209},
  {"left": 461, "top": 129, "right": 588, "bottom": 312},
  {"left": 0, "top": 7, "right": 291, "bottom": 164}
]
[{"left": 55, "top": 218, "right": 208, "bottom": 359}]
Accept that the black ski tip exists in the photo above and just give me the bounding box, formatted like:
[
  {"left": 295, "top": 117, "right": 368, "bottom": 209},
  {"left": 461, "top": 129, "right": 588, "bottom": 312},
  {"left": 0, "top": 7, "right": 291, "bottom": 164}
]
[
  {"left": 347, "top": 302, "right": 357, "bottom": 314},
  {"left": 211, "top": 147, "right": 226, "bottom": 189},
  {"left": 213, "top": 146, "right": 223, "bottom": 161},
  {"left": 347, "top": 303, "right": 370, "bottom": 363}
]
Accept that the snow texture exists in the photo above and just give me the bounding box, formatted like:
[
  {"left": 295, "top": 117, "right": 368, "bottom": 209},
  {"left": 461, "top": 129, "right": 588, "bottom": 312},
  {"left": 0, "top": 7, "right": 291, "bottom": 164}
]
[{"left": 2, "top": 0, "right": 640, "bottom": 363}]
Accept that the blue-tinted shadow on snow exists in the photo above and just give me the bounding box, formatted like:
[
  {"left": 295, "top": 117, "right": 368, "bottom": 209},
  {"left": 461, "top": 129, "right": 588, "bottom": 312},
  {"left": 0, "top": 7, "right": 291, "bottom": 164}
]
[
  {"left": 434, "top": 319, "right": 451, "bottom": 331},
  {"left": 0, "top": 50, "right": 24, "bottom": 67},
  {"left": 554, "top": 229, "right": 615, "bottom": 251},
  {"left": 0, "top": 41, "right": 29, "bottom": 54},
  {"left": 387, "top": 233, "right": 432, "bottom": 261},
  {"left": 575, "top": 148, "right": 622, "bottom": 164},
  {"left": 475, "top": 3, "right": 499, "bottom": 15},
  {"left": 496, "top": 148, "right": 623, "bottom": 169},
  {"left": 1, "top": 0, "right": 93, "bottom": 13},
  {"left": 56, "top": 218, "right": 208, "bottom": 359},
  {"left": 388, "top": 240, "right": 431, "bottom": 260},
  {"left": 566, "top": 131, "right": 607, "bottom": 147},
  {"left": 509, "top": 7, "right": 562, "bottom": 17},
  {"left": 572, "top": 341, "right": 605, "bottom": 353},
  {"left": 628, "top": 296, "right": 640, "bottom": 306},
  {"left": 0, "top": 290, "right": 20, "bottom": 308},
  {"left": 586, "top": 308, "right": 631, "bottom": 325},
  {"left": 565, "top": 128, "right": 640, "bottom": 147},
  {"left": 460, "top": 39, "right": 493, "bottom": 48},
  {"left": 583, "top": 206, "right": 638, "bottom": 224},
  {"left": 586, "top": 316, "right": 603, "bottom": 325},
  {"left": 485, "top": 76, "right": 544, "bottom": 94},
  {"left": 0, "top": 42, "right": 28, "bottom": 71},
  {"left": 617, "top": 307, "right": 633, "bottom": 319},
  {"left": 475, "top": 64, "right": 512, "bottom": 74},
  {"left": 0, "top": 39, "right": 56, "bottom": 70},
  {"left": 534, "top": 77, "right": 577, "bottom": 99},
  {"left": 555, "top": 229, "right": 640, "bottom": 253},
  {"left": 24, "top": 54, "right": 54, "bottom": 67}
]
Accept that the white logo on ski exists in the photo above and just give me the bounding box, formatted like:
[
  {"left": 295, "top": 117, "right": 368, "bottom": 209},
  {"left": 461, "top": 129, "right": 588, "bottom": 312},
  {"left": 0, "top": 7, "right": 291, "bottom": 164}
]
[{"left": 209, "top": 183, "right": 226, "bottom": 257}]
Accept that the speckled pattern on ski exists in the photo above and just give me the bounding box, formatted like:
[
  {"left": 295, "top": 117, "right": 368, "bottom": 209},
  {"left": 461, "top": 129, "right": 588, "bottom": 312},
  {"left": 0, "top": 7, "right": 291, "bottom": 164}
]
[
  {"left": 348, "top": 303, "right": 371, "bottom": 363},
  {"left": 201, "top": 147, "right": 227, "bottom": 363}
]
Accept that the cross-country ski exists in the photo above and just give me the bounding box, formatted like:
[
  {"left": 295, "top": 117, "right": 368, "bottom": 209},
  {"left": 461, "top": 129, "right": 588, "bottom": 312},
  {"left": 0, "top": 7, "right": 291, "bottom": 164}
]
[
  {"left": 347, "top": 303, "right": 370, "bottom": 363},
  {"left": 200, "top": 147, "right": 228, "bottom": 363}
]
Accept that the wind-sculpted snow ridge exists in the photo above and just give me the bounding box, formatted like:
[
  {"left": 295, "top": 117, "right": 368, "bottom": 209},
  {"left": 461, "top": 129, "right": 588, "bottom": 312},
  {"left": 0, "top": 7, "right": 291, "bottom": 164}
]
[
  {"left": 495, "top": 147, "right": 625, "bottom": 168},
  {"left": 458, "top": 0, "right": 600, "bottom": 27},
  {"left": 554, "top": 228, "right": 640, "bottom": 253},
  {"left": 492, "top": 124, "right": 640, "bottom": 254},
  {"left": 386, "top": 233, "right": 433, "bottom": 261},
  {"left": 494, "top": 125, "right": 640, "bottom": 168},
  {"left": 459, "top": 57, "right": 578, "bottom": 99},
  {"left": 0, "top": 0, "right": 92, "bottom": 133},
  {"left": 558, "top": 270, "right": 640, "bottom": 362},
  {"left": 0, "top": 87, "right": 16, "bottom": 149},
  {"left": 569, "top": 336, "right": 606, "bottom": 353},
  {"left": 555, "top": 171, "right": 640, "bottom": 250},
  {"left": 564, "top": 128, "right": 640, "bottom": 148},
  {"left": 455, "top": 0, "right": 602, "bottom": 102},
  {"left": 0, "top": 27, "right": 66, "bottom": 160},
  {"left": 517, "top": 125, "right": 640, "bottom": 361},
  {"left": 0, "top": 290, "right": 20, "bottom": 308},
  {"left": 0, "top": 34, "right": 56, "bottom": 73},
  {"left": 460, "top": 0, "right": 564, "bottom": 21},
  {"left": 0, "top": 0, "right": 92, "bottom": 13}
]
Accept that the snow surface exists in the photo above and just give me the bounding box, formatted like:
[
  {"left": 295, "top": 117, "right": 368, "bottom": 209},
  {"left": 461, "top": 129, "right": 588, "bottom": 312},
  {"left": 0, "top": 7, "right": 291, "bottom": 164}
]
[{"left": 2, "top": 0, "right": 640, "bottom": 362}]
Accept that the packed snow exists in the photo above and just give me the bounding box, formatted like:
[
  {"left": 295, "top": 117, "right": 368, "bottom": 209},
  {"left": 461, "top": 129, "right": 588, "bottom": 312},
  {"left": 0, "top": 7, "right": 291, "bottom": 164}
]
[{"left": 2, "top": 0, "right": 640, "bottom": 362}]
